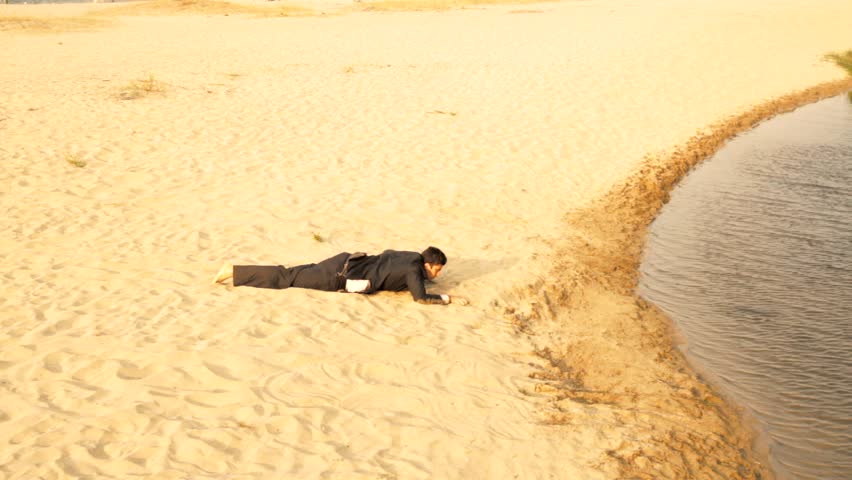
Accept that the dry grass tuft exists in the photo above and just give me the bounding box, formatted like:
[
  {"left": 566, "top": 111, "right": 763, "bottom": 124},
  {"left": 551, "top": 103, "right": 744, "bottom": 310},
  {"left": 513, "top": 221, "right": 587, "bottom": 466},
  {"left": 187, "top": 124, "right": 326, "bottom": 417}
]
[
  {"left": 0, "top": 15, "right": 109, "bottom": 33},
  {"left": 97, "top": 0, "right": 312, "bottom": 18},
  {"left": 65, "top": 153, "right": 87, "bottom": 168},
  {"left": 118, "top": 74, "right": 167, "bottom": 100},
  {"left": 359, "top": 0, "right": 555, "bottom": 12}
]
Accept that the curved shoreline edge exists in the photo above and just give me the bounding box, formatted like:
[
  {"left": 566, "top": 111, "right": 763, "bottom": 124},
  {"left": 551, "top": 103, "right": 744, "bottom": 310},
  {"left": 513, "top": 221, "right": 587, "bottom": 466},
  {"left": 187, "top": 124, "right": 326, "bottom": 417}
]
[{"left": 513, "top": 77, "right": 852, "bottom": 479}]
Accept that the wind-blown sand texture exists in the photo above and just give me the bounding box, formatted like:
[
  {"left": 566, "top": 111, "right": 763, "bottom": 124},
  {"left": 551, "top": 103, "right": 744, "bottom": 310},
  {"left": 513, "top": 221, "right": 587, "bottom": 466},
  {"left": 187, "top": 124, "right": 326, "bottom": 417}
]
[{"left": 1, "top": 0, "right": 851, "bottom": 478}]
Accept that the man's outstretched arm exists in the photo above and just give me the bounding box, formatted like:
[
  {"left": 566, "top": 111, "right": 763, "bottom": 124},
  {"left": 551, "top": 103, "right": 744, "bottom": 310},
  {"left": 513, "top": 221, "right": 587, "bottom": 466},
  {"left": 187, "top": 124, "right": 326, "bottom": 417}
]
[{"left": 406, "top": 271, "right": 468, "bottom": 305}]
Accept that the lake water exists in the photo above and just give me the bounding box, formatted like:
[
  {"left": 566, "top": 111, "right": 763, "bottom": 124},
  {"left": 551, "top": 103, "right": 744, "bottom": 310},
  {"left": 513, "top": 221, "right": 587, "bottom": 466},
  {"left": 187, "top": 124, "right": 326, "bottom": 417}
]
[{"left": 639, "top": 94, "right": 852, "bottom": 480}]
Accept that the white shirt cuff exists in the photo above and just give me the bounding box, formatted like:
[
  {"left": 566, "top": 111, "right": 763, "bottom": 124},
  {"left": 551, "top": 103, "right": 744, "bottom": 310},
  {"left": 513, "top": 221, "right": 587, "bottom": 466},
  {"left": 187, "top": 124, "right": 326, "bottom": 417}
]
[
  {"left": 440, "top": 294, "right": 450, "bottom": 304},
  {"left": 345, "top": 279, "right": 370, "bottom": 293}
]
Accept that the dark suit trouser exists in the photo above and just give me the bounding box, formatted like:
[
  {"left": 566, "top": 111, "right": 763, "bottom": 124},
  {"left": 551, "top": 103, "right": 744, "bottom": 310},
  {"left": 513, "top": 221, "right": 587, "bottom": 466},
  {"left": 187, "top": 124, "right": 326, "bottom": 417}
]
[{"left": 233, "top": 252, "right": 348, "bottom": 291}]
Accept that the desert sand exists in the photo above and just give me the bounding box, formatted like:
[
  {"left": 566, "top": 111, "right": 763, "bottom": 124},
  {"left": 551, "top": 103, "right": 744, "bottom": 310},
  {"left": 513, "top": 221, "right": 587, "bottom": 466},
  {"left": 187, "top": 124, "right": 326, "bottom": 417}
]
[{"left": 1, "top": 0, "right": 851, "bottom": 478}]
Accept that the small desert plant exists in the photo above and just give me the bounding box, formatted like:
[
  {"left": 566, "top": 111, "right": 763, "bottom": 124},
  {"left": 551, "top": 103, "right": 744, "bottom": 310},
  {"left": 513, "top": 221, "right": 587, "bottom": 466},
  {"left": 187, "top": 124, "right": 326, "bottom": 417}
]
[
  {"left": 312, "top": 232, "right": 324, "bottom": 242},
  {"left": 825, "top": 50, "right": 852, "bottom": 76},
  {"left": 118, "top": 74, "right": 166, "bottom": 100},
  {"left": 65, "top": 153, "right": 87, "bottom": 168}
]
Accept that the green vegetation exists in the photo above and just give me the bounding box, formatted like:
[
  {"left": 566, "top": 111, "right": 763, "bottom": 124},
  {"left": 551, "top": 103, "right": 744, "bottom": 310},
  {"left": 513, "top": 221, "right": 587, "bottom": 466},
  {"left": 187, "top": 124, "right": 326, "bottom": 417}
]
[
  {"left": 825, "top": 50, "right": 852, "bottom": 102},
  {"left": 825, "top": 50, "right": 852, "bottom": 75}
]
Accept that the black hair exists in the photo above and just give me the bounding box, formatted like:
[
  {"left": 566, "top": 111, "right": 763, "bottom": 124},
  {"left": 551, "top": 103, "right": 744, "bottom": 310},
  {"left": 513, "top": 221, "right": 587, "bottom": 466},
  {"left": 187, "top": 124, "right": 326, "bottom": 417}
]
[{"left": 421, "top": 246, "right": 447, "bottom": 266}]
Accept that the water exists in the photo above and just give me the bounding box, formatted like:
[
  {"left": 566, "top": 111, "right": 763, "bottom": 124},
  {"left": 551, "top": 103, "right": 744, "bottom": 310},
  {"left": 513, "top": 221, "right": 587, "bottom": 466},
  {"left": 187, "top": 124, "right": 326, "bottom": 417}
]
[{"left": 639, "top": 94, "right": 852, "bottom": 480}]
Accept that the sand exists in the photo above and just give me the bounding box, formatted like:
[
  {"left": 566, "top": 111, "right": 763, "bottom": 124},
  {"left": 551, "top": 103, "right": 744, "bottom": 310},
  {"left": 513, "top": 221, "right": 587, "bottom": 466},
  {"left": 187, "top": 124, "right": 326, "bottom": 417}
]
[{"left": 1, "top": 0, "right": 850, "bottom": 478}]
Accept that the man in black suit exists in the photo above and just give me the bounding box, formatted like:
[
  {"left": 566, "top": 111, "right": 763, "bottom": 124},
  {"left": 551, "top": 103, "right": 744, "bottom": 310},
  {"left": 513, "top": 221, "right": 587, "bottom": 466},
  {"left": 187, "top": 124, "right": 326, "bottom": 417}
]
[{"left": 213, "top": 246, "right": 469, "bottom": 305}]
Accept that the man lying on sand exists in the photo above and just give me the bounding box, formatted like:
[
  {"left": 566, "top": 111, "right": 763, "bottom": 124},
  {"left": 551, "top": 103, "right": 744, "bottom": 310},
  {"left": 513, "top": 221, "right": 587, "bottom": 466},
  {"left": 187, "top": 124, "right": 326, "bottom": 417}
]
[{"left": 213, "top": 246, "right": 469, "bottom": 305}]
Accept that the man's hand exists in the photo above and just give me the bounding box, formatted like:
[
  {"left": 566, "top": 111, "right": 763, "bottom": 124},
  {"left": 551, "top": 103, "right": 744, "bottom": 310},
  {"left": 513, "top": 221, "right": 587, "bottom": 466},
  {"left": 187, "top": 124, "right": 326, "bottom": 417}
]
[{"left": 451, "top": 295, "right": 470, "bottom": 306}]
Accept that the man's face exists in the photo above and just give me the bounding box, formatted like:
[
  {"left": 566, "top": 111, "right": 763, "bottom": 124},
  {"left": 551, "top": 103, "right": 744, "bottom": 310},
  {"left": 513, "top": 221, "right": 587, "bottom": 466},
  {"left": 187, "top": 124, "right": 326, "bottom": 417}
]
[{"left": 424, "top": 263, "right": 443, "bottom": 280}]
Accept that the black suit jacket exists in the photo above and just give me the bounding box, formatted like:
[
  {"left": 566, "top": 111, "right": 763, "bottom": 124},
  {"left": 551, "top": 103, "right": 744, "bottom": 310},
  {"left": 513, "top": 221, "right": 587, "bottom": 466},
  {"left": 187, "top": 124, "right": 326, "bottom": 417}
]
[{"left": 344, "top": 250, "right": 445, "bottom": 304}]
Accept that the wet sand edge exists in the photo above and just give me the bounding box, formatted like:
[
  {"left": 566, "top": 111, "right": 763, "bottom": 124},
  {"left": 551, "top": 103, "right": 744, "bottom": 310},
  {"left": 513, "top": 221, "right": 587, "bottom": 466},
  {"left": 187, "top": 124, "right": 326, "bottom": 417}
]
[{"left": 512, "top": 77, "right": 852, "bottom": 479}]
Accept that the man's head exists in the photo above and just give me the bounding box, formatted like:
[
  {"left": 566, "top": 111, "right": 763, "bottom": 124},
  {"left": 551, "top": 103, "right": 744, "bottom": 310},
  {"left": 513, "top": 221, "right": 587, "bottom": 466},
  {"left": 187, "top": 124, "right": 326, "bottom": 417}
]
[{"left": 421, "top": 246, "right": 447, "bottom": 280}]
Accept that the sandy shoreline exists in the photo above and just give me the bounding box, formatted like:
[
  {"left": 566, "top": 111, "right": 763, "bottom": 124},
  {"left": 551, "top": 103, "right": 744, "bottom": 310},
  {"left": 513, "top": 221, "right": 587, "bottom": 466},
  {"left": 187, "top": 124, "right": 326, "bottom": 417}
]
[
  {"left": 513, "top": 76, "right": 852, "bottom": 480},
  {"left": 2, "top": 1, "right": 851, "bottom": 478}
]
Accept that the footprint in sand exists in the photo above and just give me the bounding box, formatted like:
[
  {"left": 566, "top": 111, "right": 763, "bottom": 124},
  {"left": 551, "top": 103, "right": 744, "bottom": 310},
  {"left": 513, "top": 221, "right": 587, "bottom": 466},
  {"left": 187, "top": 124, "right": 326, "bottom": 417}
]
[
  {"left": 245, "top": 326, "right": 271, "bottom": 339},
  {"left": 196, "top": 230, "right": 211, "bottom": 250},
  {"left": 203, "top": 362, "right": 239, "bottom": 381},
  {"left": 43, "top": 351, "right": 69, "bottom": 373},
  {"left": 116, "top": 360, "right": 154, "bottom": 380}
]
